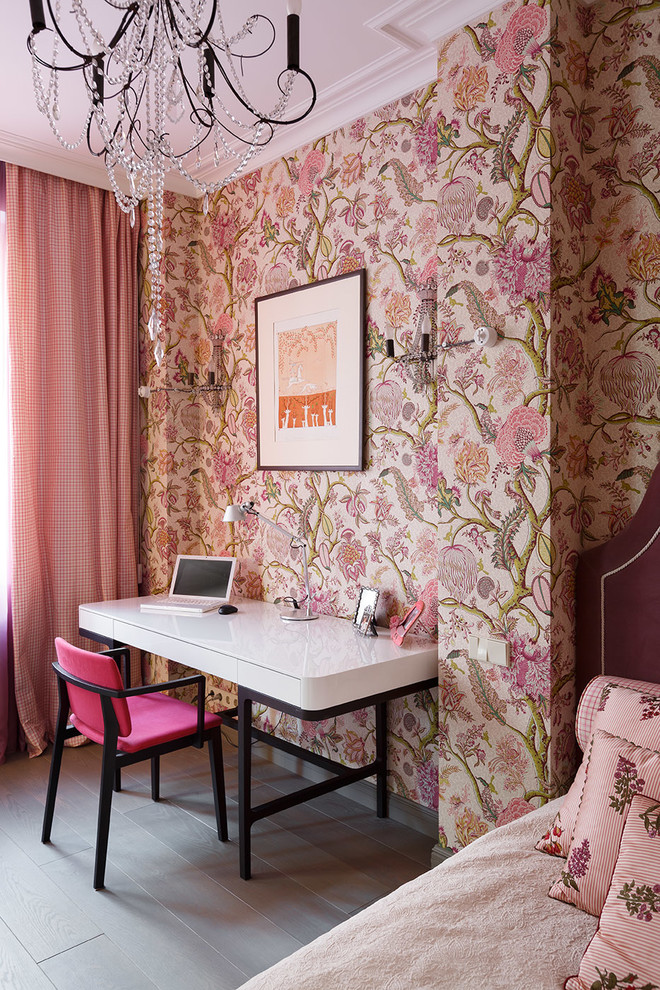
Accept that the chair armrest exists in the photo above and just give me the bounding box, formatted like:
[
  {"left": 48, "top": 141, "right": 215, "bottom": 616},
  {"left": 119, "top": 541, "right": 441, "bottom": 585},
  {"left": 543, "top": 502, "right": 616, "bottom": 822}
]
[
  {"left": 52, "top": 664, "right": 208, "bottom": 744},
  {"left": 124, "top": 675, "right": 207, "bottom": 746},
  {"left": 122, "top": 674, "right": 205, "bottom": 697},
  {"left": 54, "top": 663, "right": 204, "bottom": 699}
]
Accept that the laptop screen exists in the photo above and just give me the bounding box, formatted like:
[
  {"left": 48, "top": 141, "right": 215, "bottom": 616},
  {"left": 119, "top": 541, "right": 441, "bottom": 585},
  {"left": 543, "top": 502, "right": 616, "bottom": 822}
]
[{"left": 170, "top": 555, "right": 236, "bottom": 600}]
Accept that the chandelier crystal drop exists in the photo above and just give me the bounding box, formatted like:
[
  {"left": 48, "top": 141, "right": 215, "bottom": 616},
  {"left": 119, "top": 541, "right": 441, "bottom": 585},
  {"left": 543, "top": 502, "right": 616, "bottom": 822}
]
[{"left": 27, "top": 0, "right": 316, "bottom": 365}]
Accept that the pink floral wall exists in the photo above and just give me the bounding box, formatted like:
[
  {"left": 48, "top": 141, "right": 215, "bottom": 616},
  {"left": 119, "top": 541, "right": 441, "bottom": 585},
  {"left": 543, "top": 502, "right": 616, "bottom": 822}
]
[
  {"left": 434, "top": 0, "right": 557, "bottom": 848},
  {"left": 139, "top": 0, "right": 660, "bottom": 849},
  {"left": 553, "top": 0, "right": 660, "bottom": 528},
  {"left": 139, "top": 88, "right": 441, "bottom": 809},
  {"left": 433, "top": 0, "right": 660, "bottom": 851}
]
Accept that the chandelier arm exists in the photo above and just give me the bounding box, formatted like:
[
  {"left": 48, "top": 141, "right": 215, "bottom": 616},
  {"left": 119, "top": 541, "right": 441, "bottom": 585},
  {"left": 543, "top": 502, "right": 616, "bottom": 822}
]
[
  {"left": 104, "top": 0, "right": 140, "bottom": 10},
  {"left": 194, "top": 0, "right": 218, "bottom": 47},
  {"left": 204, "top": 45, "right": 297, "bottom": 126},
  {"left": 40, "top": 0, "right": 129, "bottom": 64},
  {"left": 216, "top": 15, "right": 276, "bottom": 60},
  {"left": 28, "top": 3, "right": 140, "bottom": 74},
  {"left": 28, "top": 32, "right": 93, "bottom": 73},
  {"left": 174, "top": 59, "right": 215, "bottom": 136},
  {"left": 162, "top": 0, "right": 190, "bottom": 50},
  {"left": 167, "top": 0, "right": 218, "bottom": 47},
  {"left": 101, "top": 76, "right": 151, "bottom": 161},
  {"left": 271, "top": 67, "right": 317, "bottom": 125},
  {"left": 183, "top": 106, "right": 274, "bottom": 157},
  {"left": 86, "top": 113, "right": 105, "bottom": 158},
  {"left": 105, "top": 4, "right": 141, "bottom": 53},
  {"left": 42, "top": 0, "right": 97, "bottom": 61}
]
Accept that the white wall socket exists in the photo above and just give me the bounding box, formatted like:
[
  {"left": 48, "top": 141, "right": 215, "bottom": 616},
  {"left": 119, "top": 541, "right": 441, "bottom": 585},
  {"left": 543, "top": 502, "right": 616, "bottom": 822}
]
[{"left": 468, "top": 635, "right": 510, "bottom": 667}]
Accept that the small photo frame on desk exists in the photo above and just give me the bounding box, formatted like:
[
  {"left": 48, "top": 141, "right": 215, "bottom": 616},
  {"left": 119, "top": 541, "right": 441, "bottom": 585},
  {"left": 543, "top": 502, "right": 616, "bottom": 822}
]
[{"left": 353, "top": 586, "right": 379, "bottom": 637}]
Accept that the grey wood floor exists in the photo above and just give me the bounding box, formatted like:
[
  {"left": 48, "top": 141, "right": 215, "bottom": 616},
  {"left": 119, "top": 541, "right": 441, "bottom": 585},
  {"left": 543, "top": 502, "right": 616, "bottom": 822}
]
[{"left": 0, "top": 735, "right": 434, "bottom": 990}]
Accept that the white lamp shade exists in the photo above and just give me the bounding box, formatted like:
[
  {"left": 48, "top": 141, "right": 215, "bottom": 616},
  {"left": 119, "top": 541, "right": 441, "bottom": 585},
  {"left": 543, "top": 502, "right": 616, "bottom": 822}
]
[
  {"left": 287, "top": 0, "right": 302, "bottom": 15},
  {"left": 223, "top": 504, "right": 246, "bottom": 522}
]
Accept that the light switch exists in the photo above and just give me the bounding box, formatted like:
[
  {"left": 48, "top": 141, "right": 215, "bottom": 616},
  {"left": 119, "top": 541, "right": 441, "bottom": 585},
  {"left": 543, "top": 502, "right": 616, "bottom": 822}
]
[
  {"left": 469, "top": 635, "right": 510, "bottom": 667},
  {"left": 488, "top": 638, "right": 510, "bottom": 667}
]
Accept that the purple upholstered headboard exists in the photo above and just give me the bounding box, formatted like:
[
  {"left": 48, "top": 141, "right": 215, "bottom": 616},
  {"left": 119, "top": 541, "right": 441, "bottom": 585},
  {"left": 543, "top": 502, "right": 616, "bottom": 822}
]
[{"left": 576, "top": 464, "right": 660, "bottom": 696}]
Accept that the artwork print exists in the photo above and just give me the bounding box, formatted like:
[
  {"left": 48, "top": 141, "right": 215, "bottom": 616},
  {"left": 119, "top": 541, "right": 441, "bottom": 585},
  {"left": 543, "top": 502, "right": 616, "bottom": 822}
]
[
  {"left": 276, "top": 311, "right": 338, "bottom": 438},
  {"left": 256, "top": 269, "right": 364, "bottom": 471}
]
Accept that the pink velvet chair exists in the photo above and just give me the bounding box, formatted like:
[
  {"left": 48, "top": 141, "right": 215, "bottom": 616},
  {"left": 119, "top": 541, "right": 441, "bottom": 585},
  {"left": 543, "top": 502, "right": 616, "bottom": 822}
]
[{"left": 42, "top": 637, "right": 228, "bottom": 889}]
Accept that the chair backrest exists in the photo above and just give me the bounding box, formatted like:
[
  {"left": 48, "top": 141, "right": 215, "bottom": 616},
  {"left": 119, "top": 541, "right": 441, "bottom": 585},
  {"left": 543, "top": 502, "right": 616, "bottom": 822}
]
[{"left": 54, "top": 638, "right": 132, "bottom": 738}]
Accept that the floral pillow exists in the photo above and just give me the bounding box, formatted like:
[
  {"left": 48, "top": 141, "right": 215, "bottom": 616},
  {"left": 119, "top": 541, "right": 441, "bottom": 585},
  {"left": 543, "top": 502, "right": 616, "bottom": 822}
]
[
  {"left": 536, "top": 760, "right": 587, "bottom": 857},
  {"left": 564, "top": 793, "right": 660, "bottom": 990},
  {"left": 536, "top": 682, "right": 660, "bottom": 858},
  {"left": 548, "top": 730, "right": 660, "bottom": 916}
]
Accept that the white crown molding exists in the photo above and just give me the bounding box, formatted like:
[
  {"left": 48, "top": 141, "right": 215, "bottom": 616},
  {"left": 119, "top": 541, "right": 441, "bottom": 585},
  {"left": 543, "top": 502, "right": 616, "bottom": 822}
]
[
  {"left": 368, "top": 0, "right": 500, "bottom": 46},
  {"left": 415, "top": 0, "right": 505, "bottom": 38},
  {"left": 196, "top": 43, "right": 438, "bottom": 187},
  {"left": 0, "top": 129, "right": 113, "bottom": 191}
]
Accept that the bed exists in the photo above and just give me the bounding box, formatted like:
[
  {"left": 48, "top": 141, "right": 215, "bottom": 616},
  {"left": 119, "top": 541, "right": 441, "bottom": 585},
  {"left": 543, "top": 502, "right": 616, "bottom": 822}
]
[{"left": 238, "top": 470, "right": 660, "bottom": 990}]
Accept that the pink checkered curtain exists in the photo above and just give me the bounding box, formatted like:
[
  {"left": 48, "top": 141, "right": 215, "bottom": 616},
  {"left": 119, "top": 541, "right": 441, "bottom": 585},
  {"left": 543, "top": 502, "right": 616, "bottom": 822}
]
[
  {"left": 5, "top": 164, "right": 140, "bottom": 756},
  {"left": 0, "top": 161, "right": 18, "bottom": 765}
]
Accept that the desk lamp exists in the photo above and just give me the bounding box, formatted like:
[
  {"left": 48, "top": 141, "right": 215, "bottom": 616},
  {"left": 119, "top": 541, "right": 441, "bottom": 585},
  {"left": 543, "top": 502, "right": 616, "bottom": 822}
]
[{"left": 223, "top": 501, "right": 318, "bottom": 622}]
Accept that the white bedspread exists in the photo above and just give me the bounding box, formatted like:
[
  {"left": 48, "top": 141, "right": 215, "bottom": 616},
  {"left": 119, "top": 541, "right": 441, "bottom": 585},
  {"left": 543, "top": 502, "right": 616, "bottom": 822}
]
[{"left": 238, "top": 800, "right": 598, "bottom": 990}]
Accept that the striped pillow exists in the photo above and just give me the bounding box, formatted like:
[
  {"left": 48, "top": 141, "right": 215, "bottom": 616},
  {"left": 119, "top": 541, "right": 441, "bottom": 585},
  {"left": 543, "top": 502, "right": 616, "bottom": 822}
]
[
  {"left": 549, "top": 730, "right": 660, "bottom": 916},
  {"left": 565, "top": 793, "right": 660, "bottom": 990},
  {"left": 536, "top": 682, "right": 660, "bottom": 858}
]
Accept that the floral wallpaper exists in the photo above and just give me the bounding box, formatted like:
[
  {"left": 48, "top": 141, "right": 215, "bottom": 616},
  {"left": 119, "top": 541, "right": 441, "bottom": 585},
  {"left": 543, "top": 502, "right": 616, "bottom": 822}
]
[
  {"left": 138, "top": 0, "right": 660, "bottom": 850},
  {"left": 552, "top": 0, "right": 660, "bottom": 536},
  {"left": 433, "top": 0, "right": 660, "bottom": 852},
  {"left": 139, "top": 88, "right": 441, "bottom": 809},
  {"left": 434, "top": 0, "right": 558, "bottom": 849}
]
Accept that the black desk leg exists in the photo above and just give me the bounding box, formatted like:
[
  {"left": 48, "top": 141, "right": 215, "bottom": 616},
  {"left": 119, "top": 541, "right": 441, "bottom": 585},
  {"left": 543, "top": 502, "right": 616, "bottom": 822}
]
[
  {"left": 238, "top": 688, "right": 253, "bottom": 880},
  {"left": 376, "top": 701, "right": 388, "bottom": 819}
]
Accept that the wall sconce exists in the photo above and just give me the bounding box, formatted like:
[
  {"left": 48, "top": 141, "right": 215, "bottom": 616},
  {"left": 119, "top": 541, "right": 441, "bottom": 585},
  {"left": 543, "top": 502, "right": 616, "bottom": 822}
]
[
  {"left": 223, "top": 500, "right": 318, "bottom": 622},
  {"left": 385, "top": 282, "right": 437, "bottom": 392},
  {"left": 440, "top": 325, "right": 498, "bottom": 350},
  {"left": 203, "top": 336, "right": 226, "bottom": 411},
  {"left": 137, "top": 336, "right": 227, "bottom": 408}
]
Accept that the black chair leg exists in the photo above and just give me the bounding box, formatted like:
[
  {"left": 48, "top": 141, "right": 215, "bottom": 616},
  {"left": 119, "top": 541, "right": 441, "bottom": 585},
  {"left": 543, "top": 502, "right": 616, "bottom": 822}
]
[
  {"left": 114, "top": 767, "right": 122, "bottom": 792},
  {"left": 94, "top": 710, "right": 119, "bottom": 890},
  {"left": 41, "top": 685, "right": 70, "bottom": 844},
  {"left": 208, "top": 729, "right": 228, "bottom": 841},
  {"left": 151, "top": 755, "right": 160, "bottom": 801}
]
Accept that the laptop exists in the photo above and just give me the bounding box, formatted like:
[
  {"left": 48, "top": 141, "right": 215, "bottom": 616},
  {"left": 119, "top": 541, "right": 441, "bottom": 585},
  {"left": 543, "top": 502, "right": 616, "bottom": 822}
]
[{"left": 139, "top": 555, "right": 237, "bottom": 614}]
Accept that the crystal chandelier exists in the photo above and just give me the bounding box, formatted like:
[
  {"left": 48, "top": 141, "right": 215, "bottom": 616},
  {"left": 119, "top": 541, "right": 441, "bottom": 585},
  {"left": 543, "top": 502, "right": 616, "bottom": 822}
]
[{"left": 27, "top": 0, "right": 316, "bottom": 366}]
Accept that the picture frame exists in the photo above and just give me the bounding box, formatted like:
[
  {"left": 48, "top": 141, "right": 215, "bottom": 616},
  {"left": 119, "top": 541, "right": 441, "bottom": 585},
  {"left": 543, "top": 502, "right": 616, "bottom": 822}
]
[
  {"left": 255, "top": 269, "right": 365, "bottom": 471},
  {"left": 353, "top": 586, "right": 379, "bottom": 636}
]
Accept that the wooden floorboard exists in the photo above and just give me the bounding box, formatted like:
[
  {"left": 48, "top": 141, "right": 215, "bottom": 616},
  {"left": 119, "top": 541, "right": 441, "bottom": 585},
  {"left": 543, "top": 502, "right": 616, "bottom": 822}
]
[
  {"left": 0, "top": 739, "right": 434, "bottom": 989},
  {"left": 39, "top": 934, "right": 158, "bottom": 990}
]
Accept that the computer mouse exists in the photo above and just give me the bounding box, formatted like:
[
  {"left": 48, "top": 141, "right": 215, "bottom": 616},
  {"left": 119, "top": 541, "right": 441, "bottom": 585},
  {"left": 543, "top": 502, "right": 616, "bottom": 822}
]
[{"left": 218, "top": 604, "right": 238, "bottom": 615}]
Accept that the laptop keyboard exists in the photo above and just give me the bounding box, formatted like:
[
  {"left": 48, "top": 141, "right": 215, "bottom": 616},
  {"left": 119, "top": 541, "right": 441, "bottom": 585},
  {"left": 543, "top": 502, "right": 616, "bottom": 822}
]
[{"left": 140, "top": 597, "right": 220, "bottom": 612}]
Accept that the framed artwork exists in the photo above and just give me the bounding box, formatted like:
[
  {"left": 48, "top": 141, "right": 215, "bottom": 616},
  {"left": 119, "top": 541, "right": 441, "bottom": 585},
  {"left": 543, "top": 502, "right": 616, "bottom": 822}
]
[
  {"left": 353, "top": 586, "right": 379, "bottom": 636},
  {"left": 255, "top": 269, "right": 365, "bottom": 471}
]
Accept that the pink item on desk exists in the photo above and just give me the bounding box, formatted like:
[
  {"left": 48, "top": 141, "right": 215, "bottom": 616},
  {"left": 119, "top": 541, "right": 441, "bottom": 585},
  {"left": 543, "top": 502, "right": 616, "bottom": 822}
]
[{"left": 389, "top": 600, "right": 425, "bottom": 646}]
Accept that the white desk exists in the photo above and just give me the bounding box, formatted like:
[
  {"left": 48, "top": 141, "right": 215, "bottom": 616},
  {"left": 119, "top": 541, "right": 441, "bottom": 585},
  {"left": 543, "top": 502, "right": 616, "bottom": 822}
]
[{"left": 79, "top": 597, "right": 438, "bottom": 878}]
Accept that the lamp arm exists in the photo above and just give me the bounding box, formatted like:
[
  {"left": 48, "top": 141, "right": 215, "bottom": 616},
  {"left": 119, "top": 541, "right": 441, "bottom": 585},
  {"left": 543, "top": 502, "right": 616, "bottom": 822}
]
[
  {"left": 300, "top": 542, "right": 313, "bottom": 617},
  {"left": 249, "top": 508, "right": 299, "bottom": 545},
  {"left": 246, "top": 506, "right": 312, "bottom": 615}
]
